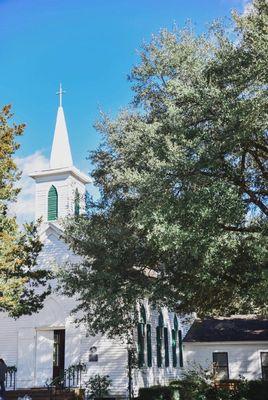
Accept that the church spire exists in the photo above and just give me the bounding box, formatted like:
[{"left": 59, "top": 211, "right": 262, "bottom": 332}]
[{"left": 50, "top": 84, "right": 73, "bottom": 169}]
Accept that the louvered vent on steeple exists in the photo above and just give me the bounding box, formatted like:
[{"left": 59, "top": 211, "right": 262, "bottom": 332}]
[{"left": 48, "top": 185, "right": 58, "bottom": 221}]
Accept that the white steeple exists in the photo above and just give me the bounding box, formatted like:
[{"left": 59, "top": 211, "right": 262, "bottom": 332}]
[
  {"left": 29, "top": 85, "right": 91, "bottom": 224},
  {"left": 50, "top": 84, "right": 73, "bottom": 169}
]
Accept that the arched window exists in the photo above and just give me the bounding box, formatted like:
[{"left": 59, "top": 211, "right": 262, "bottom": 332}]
[
  {"left": 172, "top": 315, "right": 178, "bottom": 367},
  {"left": 74, "top": 188, "right": 80, "bottom": 216},
  {"left": 137, "top": 305, "right": 146, "bottom": 368},
  {"left": 48, "top": 185, "right": 58, "bottom": 221},
  {"left": 156, "top": 312, "right": 164, "bottom": 367}
]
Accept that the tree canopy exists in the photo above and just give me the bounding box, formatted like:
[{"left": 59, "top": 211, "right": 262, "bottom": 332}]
[
  {"left": 61, "top": 0, "right": 268, "bottom": 337},
  {"left": 0, "top": 105, "right": 49, "bottom": 317}
]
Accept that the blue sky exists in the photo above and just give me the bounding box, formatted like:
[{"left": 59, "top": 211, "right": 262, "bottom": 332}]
[{"left": 0, "top": 0, "right": 248, "bottom": 219}]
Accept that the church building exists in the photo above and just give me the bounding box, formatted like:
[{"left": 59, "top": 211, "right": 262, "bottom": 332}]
[
  {"left": 1, "top": 89, "right": 267, "bottom": 399},
  {"left": 0, "top": 89, "right": 186, "bottom": 399}
]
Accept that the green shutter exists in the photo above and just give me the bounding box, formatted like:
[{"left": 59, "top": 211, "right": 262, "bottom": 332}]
[
  {"left": 140, "top": 305, "right": 146, "bottom": 324},
  {"left": 174, "top": 315, "right": 178, "bottom": 331},
  {"left": 147, "top": 324, "right": 152, "bottom": 367},
  {"left": 172, "top": 329, "right": 177, "bottom": 367},
  {"left": 156, "top": 326, "right": 162, "bottom": 367},
  {"left": 178, "top": 329, "right": 183, "bottom": 367},
  {"left": 138, "top": 323, "right": 145, "bottom": 367},
  {"left": 48, "top": 185, "right": 58, "bottom": 221},
  {"left": 164, "top": 327, "right": 169, "bottom": 367},
  {"left": 74, "top": 189, "right": 80, "bottom": 216},
  {"left": 158, "top": 312, "right": 164, "bottom": 326}
]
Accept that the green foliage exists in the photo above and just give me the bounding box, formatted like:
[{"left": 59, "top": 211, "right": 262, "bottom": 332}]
[
  {"left": 0, "top": 105, "right": 50, "bottom": 316},
  {"left": 170, "top": 365, "right": 212, "bottom": 400},
  {"left": 139, "top": 386, "right": 180, "bottom": 400},
  {"left": 138, "top": 364, "right": 267, "bottom": 400},
  {"left": 204, "top": 381, "right": 250, "bottom": 400},
  {"left": 86, "top": 374, "right": 112, "bottom": 398},
  {"left": 61, "top": 0, "right": 268, "bottom": 336},
  {"left": 170, "top": 373, "right": 268, "bottom": 400},
  {"left": 247, "top": 380, "right": 268, "bottom": 400}
]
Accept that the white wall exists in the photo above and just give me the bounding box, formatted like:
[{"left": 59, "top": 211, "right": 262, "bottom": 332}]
[
  {"left": 80, "top": 332, "right": 129, "bottom": 398},
  {"left": 0, "top": 228, "right": 129, "bottom": 395},
  {"left": 184, "top": 342, "right": 268, "bottom": 380},
  {"left": 0, "top": 223, "right": 189, "bottom": 397}
]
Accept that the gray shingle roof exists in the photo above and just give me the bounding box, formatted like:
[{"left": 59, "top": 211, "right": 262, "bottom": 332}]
[{"left": 183, "top": 317, "right": 268, "bottom": 342}]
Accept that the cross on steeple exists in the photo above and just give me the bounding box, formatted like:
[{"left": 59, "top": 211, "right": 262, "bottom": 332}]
[{"left": 56, "top": 83, "right": 66, "bottom": 107}]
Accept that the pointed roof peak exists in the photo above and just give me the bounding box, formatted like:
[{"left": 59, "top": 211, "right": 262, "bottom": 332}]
[{"left": 50, "top": 94, "right": 73, "bottom": 169}]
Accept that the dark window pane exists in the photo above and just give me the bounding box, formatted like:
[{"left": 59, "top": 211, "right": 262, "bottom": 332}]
[
  {"left": 213, "top": 352, "right": 229, "bottom": 380},
  {"left": 261, "top": 352, "right": 268, "bottom": 380},
  {"left": 213, "top": 352, "right": 228, "bottom": 367},
  {"left": 262, "top": 366, "right": 268, "bottom": 381},
  {"left": 261, "top": 352, "right": 268, "bottom": 367}
]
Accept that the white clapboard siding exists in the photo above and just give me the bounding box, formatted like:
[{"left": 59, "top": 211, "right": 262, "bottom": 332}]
[
  {"left": 184, "top": 342, "right": 268, "bottom": 381},
  {"left": 0, "top": 314, "right": 18, "bottom": 365},
  {"left": 80, "top": 332, "right": 128, "bottom": 396}
]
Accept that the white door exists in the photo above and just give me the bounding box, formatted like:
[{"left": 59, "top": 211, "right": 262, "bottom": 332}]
[
  {"left": 35, "top": 330, "right": 54, "bottom": 386},
  {"left": 17, "top": 328, "right": 36, "bottom": 388}
]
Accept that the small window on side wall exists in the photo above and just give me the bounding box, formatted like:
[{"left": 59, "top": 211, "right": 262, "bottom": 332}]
[
  {"left": 261, "top": 352, "right": 268, "bottom": 380},
  {"left": 213, "top": 352, "right": 229, "bottom": 381}
]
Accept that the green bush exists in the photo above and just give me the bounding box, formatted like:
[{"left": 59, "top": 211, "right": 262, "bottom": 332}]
[
  {"left": 170, "top": 376, "right": 268, "bottom": 400},
  {"left": 205, "top": 380, "right": 268, "bottom": 400},
  {"left": 138, "top": 380, "right": 268, "bottom": 400},
  {"left": 139, "top": 386, "right": 180, "bottom": 400},
  {"left": 169, "top": 367, "right": 211, "bottom": 400},
  {"left": 247, "top": 380, "right": 268, "bottom": 400},
  {"left": 85, "top": 374, "right": 112, "bottom": 398}
]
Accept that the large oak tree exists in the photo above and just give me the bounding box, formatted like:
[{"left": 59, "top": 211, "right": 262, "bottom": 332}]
[{"left": 61, "top": 0, "right": 268, "bottom": 337}]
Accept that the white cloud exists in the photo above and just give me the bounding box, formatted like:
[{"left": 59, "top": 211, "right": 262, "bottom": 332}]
[
  {"left": 221, "top": 0, "right": 254, "bottom": 15},
  {"left": 242, "top": 0, "right": 254, "bottom": 15},
  {"left": 10, "top": 151, "right": 49, "bottom": 223}
]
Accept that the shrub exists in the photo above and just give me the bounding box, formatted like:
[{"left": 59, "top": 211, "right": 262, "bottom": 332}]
[
  {"left": 139, "top": 379, "right": 268, "bottom": 400},
  {"left": 247, "top": 380, "right": 268, "bottom": 400},
  {"left": 85, "top": 374, "right": 112, "bottom": 398},
  {"left": 170, "top": 366, "right": 211, "bottom": 400},
  {"left": 139, "top": 385, "right": 180, "bottom": 400}
]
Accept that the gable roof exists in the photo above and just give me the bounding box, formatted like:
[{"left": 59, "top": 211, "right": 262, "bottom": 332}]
[
  {"left": 39, "top": 222, "right": 63, "bottom": 242},
  {"left": 184, "top": 317, "right": 268, "bottom": 342}
]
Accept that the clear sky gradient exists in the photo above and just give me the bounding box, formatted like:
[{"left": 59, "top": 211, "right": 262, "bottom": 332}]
[{"left": 0, "top": 0, "right": 248, "bottom": 174}]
